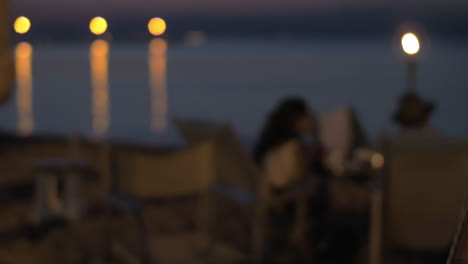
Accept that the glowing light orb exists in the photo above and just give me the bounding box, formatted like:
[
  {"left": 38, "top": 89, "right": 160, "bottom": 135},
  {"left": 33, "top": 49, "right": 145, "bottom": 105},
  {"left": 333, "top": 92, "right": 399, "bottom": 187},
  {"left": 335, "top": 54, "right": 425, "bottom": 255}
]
[
  {"left": 401, "top": 33, "right": 420, "bottom": 55},
  {"left": 148, "top": 17, "right": 167, "bottom": 36},
  {"left": 14, "top": 16, "right": 31, "bottom": 34},
  {"left": 371, "top": 153, "right": 385, "bottom": 169},
  {"left": 89, "top": 17, "right": 108, "bottom": 36}
]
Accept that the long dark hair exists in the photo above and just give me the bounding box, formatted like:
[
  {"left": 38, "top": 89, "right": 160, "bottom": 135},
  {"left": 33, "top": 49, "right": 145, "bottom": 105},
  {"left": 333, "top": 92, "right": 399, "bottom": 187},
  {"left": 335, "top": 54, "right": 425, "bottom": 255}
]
[{"left": 254, "top": 97, "right": 309, "bottom": 164}]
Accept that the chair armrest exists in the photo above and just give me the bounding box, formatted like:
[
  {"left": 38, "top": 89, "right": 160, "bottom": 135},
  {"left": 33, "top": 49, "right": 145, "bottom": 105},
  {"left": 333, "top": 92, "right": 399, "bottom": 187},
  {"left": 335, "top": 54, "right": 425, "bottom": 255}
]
[{"left": 211, "top": 178, "right": 320, "bottom": 206}]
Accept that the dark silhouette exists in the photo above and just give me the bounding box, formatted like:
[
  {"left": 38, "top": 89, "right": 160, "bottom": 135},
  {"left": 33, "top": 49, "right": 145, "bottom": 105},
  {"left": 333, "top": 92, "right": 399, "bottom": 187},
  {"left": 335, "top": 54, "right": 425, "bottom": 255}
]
[
  {"left": 392, "top": 92, "right": 442, "bottom": 139},
  {"left": 254, "top": 97, "right": 311, "bottom": 165}
]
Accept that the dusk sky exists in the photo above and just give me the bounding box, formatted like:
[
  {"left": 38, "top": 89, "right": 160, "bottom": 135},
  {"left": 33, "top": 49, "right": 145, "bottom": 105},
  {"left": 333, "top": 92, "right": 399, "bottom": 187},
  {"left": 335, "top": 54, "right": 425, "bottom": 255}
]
[{"left": 12, "top": 0, "right": 468, "bottom": 21}]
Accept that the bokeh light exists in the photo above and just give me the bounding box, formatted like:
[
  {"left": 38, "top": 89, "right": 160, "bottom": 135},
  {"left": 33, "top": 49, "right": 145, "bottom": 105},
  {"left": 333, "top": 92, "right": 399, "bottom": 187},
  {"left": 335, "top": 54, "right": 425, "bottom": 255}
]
[
  {"left": 14, "top": 16, "right": 31, "bottom": 34},
  {"left": 89, "top": 17, "right": 108, "bottom": 36},
  {"left": 148, "top": 17, "right": 167, "bottom": 36},
  {"left": 371, "top": 153, "right": 385, "bottom": 169},
  {"left": 401, "top": 33, "right": 420, "bottom": 55}
]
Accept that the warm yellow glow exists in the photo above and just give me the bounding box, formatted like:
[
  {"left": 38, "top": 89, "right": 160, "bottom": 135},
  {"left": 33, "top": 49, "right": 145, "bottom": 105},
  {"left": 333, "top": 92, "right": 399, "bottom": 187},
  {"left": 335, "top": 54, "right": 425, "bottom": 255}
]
[
  {"left": 15, "top": 42, "right": 34, "bottom": 135},
  {"left": 89, "top": 17, "right": 108, "bottom": 36},
  {"left": 148, "top": 18, "right": 167, "bottom": 36},
  {"left": 401, "top": 33, "right": 420, "bottom": 55},
  {"left": 15, "top": 41, "right": 32, "bottom": 59},
  {"left": 90, "top": 39, "right": 110, "bottom": 137},
  {"left": 91, "top": 39, "right": 109, "bottom": 57},
  {"left": 371, "top": 153, "right": 385, "bottom": 169},
  {"left": 149, "top": 38, "right": 168, "bottom": 133},
  {"left": 14, "top": 16, "right": 31, "bottom": 34},
  {"left": 150, "top": 38, "right": 168, "bottom": 56}
]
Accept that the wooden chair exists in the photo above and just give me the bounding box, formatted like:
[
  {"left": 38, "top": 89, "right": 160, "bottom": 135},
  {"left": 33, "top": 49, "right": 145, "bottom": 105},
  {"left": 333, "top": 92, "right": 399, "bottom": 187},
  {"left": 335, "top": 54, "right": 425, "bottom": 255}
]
[
  {"left": 0, "top": 136, "right": 110, "bottom": 264},
  {"left": 369, "top": 140, "right": 468, "bottom": 264},
  {"left": 111, "top": 142, "right": 246, "bottom": 264},
  {"left": 174, "top": 117, "right": 319, "bottom": 262}
]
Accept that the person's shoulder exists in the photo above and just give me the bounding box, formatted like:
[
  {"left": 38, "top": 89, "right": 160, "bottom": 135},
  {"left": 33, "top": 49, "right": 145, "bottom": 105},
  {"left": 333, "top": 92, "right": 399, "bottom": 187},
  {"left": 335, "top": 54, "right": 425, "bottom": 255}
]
[
  {"left": 264, "top": 139, "right": 300, "bottom": 160},
  {"left": 282, "top": 138, "right": 303, "bottom": 152},
  {"left": 397, "top": 126, "right": 445, "bottom": 141}
]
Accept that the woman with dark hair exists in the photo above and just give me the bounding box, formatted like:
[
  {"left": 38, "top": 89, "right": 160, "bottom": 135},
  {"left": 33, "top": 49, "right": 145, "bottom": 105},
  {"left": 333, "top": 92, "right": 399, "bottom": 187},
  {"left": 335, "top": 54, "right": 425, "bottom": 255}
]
[
  {"left": 256, "top": 98, "right": 335, "bottom": 255},
  {"left": 254, "top": 97, "right": 315, "bottom": 189},
  {"left": 253, "top": 97, "right": 318, "bottom": 260}
]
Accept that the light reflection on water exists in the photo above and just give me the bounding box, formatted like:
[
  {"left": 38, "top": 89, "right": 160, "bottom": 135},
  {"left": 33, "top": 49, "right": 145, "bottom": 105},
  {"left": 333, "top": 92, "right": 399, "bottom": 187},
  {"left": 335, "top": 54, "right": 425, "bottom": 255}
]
[
  {"left": 149, "top": 38, "right": 168, "bottom": 133},
  {"left": 90, "top": 39, "right": 110, "bottom": 138},
  {"left": 15, "top": 42, "right": 34, "bottom": 136}
]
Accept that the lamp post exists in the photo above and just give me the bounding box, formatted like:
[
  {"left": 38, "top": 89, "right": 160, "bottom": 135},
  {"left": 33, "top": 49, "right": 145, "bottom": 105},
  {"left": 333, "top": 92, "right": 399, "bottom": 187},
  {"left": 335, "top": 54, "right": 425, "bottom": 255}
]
[
  {"left": 14, "top": 16, "right": 34, "bottom": 136},
  {"left": 401, "top": 33, "right": 420, "bottom": 91},
  {"left": 148, "top": 18, "right": 168, "bottom": 133},
  {"left": 89, "top": 17, "right": 110, "bottom": 138}
]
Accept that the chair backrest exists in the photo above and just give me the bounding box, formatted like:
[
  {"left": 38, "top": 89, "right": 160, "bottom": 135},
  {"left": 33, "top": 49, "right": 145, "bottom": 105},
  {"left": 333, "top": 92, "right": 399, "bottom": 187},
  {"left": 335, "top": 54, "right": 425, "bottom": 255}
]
[
  {"left": 173, "top": 118, "right": 226, "bottom": 146},
  {"left": 215, "top": 125, "right": 261, "bottom": 193},
  {"left": 384, "top": 140, "right": 468, "bottom": 252},
  {"left": 174, "top": 118, "right": 260, "bottom": 194},
  {"left": 116, "top": 142, "right": 215, "bottom": 199},
  {"left": 319, "top": 106, "right": 368, "bottom": 155}
]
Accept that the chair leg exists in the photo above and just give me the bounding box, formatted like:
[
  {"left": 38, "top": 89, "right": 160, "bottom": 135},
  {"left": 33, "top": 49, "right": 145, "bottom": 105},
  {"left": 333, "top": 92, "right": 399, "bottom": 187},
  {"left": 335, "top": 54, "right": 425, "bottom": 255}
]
[
  {"left": 134, "top": 211, "right": 152, "bottom": 264},
  {"left": 369, "top": 190, "right": 383, "bottom": 264},
  {"left": 252, "top": 202, "right": 267, "bottom": 263}
]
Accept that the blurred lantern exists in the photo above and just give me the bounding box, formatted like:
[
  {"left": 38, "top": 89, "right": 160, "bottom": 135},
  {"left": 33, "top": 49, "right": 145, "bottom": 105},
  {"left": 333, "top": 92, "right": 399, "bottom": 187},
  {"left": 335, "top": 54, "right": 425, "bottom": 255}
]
[
  {"left": 89, "top": 17, "right": 108, "bottom": 36},
  {"left": 401, "top": 32, "right": 420, "bottom": 91},
  {"left": 14, "top": 16, "right": 31, "bottom": 34},
  {"left": 401, "top": 33, "right": 420, "bottom": 55},
  {"left": 148, "top": 17, "right": 167, "bottom": 36}
]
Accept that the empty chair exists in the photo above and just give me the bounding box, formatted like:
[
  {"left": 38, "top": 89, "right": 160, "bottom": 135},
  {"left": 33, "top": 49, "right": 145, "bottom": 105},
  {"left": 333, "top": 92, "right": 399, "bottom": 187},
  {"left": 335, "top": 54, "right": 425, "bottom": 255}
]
[
  {"left": 112, "top": 142, "right": 246, "bottom": 264},
  {"left": 370, "top": 140, "right": 468, "bottom": 264}
]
